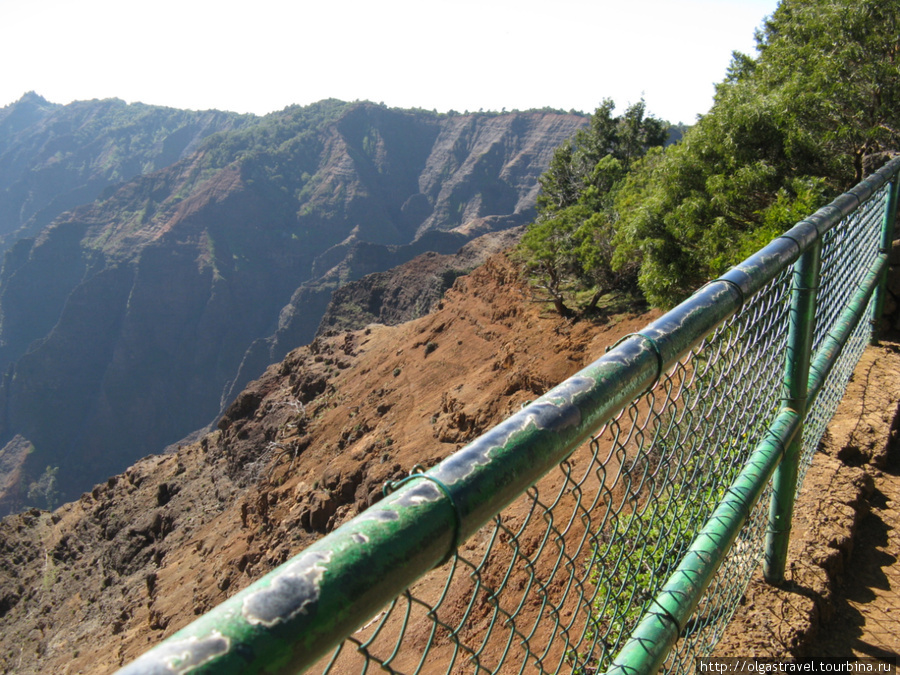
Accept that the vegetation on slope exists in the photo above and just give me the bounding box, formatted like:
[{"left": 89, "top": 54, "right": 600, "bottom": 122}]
[{"left": 518, "top": 99, "right": 669, "bottom": 316}]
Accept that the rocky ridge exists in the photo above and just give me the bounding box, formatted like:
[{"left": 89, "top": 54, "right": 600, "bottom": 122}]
[
  {"left": 0, "top": 100, "right": 587, "bottom": 508},
  {"left": 0, "top": 92, "right": 252, "bottom": 249}
]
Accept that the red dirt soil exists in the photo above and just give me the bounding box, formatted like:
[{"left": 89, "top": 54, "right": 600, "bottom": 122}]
[
  {"left": 715, "top": 339, "right": 900, "bottom": 663},
  {"left": 1, "top": 252, "right": 897, "bottom": 674}
]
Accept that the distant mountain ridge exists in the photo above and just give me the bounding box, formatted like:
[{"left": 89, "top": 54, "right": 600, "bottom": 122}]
[
  {"left": 0, "top": 92, "right": 253, "bottom": 250},
  {"left": 0, "top": 95, "right": 587, "bottom": 509}
]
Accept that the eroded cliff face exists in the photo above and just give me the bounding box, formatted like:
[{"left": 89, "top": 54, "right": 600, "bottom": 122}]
[
  {"left": 0, "top": 92, "right": 252, "bottom": 249},
  {"left": 0, "top": 101, "right": 587, "bottom": 508}
]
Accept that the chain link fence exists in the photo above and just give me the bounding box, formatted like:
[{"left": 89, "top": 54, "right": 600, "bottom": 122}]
[
  {"left": 118, "top": 159, "right": 900, "bottom": 675},
  {"left": 306, "top": 261, "right": 795, "bottom": 675}
]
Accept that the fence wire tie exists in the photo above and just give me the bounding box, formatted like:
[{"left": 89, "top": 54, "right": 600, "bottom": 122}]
[
  {"left": 776, "top": 232, "right": 804, "bottom": 259},
  {"left": 643, "top": 597, "right": 685, "bottom": 636},
  {"left": 722, "top": 484, "right": 755, "bottom": 524},
  {"left": 606, "top": 332, "right": 665, "bottom": 396},
  {"left": 773, "top": 427, "right": 789, "bottom": 458},
  {"left": 383, "top": 465, "right": 463, "bottom": 567},
  {"left": 697, "top": 277, "right": 746, "bottom": 315},
  {"left": 779, "top": 394, "right": 807, "bottom": 411}
]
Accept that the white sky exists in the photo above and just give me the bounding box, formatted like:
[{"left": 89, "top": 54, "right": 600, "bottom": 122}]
[{"left": 0, "top": 0, "right": 781, "bottom": 125}]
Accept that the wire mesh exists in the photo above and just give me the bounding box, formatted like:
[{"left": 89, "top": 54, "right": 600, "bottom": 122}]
[
  {"left": 312, "top": 265, "right": 802, "bottom": 675},
  {"left": 797, "top": 294, "right": 873, "bottom": 492},
  {"left": 795, "top": 187, "right": 884, "bottom": 487},
  {"left": 813, "top": 185, "right": 887, "bottom": 353},
  {"left": 312, "top": 179, "right": 889, "bottom": 675},
  {"left": 112, "top": 162, "right": 898, "bottom": 675}
]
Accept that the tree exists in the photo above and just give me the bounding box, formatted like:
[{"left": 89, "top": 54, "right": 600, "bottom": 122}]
[
  {"left": 612, "top": 0, "right": 900, "bottom": 308},
  {"left": 753, "top": 0, "right": 900, "bottom": 183},
  {"left": 521, "top": 100, "right": 669, "bottom": 315},
  {"left": 536, "top": 140, "right": 580, "bottom": 212},
  {"left": 520, "top": 204, "right": 586, "bottom": 317}
]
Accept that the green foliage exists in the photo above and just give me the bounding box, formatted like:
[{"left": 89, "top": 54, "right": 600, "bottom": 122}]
[
  {"left": 612, "top": 0, "right": 900, "bottom": 307},
  {"left": 520, "top": 100, "right": 668, "bottom": 315},
  {"left": 519, "top": 203, "right": 588, "bottom": 316},
  {"left": 588, "top": 493, "right": 709, "bottom": 668},
  {"left": 582, "top": 435, "right": 729, "bottom": 671},
  {"left": 524, "top": 0, "right": 900, "bottom": 311},
  {"left": 199, "top": 99, "right": 351, "bottom": 177},
  {"left": 753, "top": 0, "right": 900, "bottom": 182},
  {"left": 536, "top": 140, "right": 580, "bottom": 212},
  {"left": 27, "top": 465, "right": 60, "bottom": 511}
]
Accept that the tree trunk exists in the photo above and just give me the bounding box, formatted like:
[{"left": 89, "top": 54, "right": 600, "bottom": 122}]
[
  {"left": 552, "top": 296, "right": 574, "bottom": 318},
  {"left": 584, "top": 288, "right": 605, "bottom": 313}
]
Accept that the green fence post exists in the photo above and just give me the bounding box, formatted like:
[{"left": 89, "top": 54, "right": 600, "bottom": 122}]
[
  {"left": 606, "top": 409, "right": 803, "bottom": 675},
  {"left": 870, "top": 176, "right": 900, "bottom": 344},
  {"left": 763, "top": 237, "right": 821, "bottom": 584}
]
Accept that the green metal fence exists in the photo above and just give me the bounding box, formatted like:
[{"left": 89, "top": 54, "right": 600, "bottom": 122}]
[{"left": 117, "top": 156, "right": 900, "bottom": 675}]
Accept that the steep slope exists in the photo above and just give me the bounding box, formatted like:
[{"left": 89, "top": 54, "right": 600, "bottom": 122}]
[
  {"left": 0, "top": 251, "right": 657, "bottom": 674},
  {"left": 0, "top": 102, "right": 587, "bottom": 509},
  {"left": 315, "top": 227, "right": 524, "bottom": 336}
]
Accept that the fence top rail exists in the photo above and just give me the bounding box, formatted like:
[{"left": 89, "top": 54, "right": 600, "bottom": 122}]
[{"left": 117, "top": 156, "right": 900, "bottom": 675}]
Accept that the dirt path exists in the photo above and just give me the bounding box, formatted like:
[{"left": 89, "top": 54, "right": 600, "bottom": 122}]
[
  {"left": 816, "top": 453, "right": 900, "bottom": 660},
  {"left": 715, "top": 339, "right": 900, "bottom": 662}
]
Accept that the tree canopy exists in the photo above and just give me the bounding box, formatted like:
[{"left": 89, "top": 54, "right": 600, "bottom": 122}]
[
  {"left": 519, "top": 99, "right": 668, "bottom": 316},
  {"left": 522, "top": 0, "right": 900, "bottom": 311},
  {"left": 613, "top": 0, "right": 900, "bottom": 307}
]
